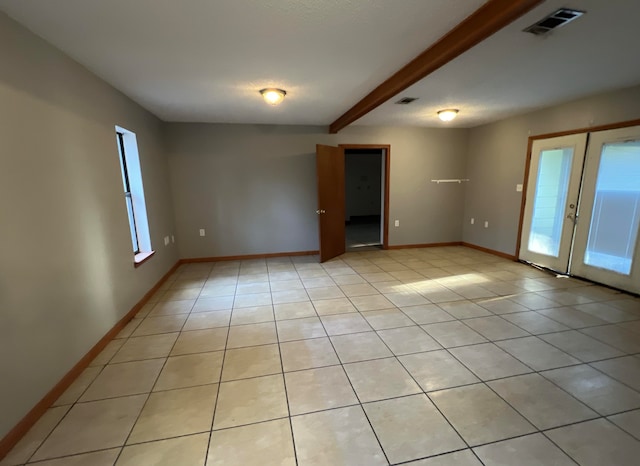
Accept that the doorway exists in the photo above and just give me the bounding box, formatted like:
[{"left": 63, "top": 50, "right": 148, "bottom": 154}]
[
  {"left": 519, "top": 125, "right": 640, "bottom": 294},
  {"left": 344, "top": 148, "right": 384, "bottom": 251},
  {"left": 315, "top": 144, "right": 390, "bottom": 262}
]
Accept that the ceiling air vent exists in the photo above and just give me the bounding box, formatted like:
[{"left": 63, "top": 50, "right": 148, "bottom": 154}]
[
  {"left": 395, "top": 97, "right": 419, "bottom": 105},
  {"left": 524, "top": 8, "right": 585, "bottom": 36}
]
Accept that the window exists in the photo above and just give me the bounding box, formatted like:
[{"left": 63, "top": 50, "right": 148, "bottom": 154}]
[{"left": 115, "top": 126, "right": 153, "bottom": 263}]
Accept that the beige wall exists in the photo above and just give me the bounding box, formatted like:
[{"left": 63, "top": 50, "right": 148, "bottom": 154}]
[
  {"left": 0, "top": 13, "right": 178, "bottom": 438},
  {"left": 165, "top": 124, "right": 469, "bottom": 258},
  {"left": 463, "top": 85, "right": 640, "bottom": 255}
]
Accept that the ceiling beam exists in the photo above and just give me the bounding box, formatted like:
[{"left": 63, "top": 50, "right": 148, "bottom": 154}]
[{"left": 328, "top": 0, "right": 545, "bottom": 134}]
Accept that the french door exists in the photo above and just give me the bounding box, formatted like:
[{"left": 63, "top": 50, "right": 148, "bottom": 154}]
[
  {"left": 520, "top": 134, "right": 587, "bottom": 273},
  {"left": 520, "top": 126, "right": 640, "bottom": 294}
]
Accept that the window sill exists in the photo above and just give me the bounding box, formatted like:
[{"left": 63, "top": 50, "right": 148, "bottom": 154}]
[{"left": 134, "top": 251, "right": 155, "bottom": 268}]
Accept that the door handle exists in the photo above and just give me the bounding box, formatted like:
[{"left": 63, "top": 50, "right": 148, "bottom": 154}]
[
  {"left": 566, "top": 212, "right": 577, "bottom": 224},
  {"left": 316, "top": 209, "right": 326, "bottom": 214}
]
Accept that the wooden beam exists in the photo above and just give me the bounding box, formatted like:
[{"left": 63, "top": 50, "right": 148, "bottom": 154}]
[{"left": 329, "top": 0, "right": 545, "bottom": 134}]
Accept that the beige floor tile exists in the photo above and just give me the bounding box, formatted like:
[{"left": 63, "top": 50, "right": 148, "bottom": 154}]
[
  {"left": 350, "top": 294, "right": 394, "bottom": 311},
  {"left": 580, "top": 325, "right": 640, "bottom": 353},
  {"left": 80, "top": 359, "right": 164, "bottom": 401},
  {"left": 374, "top": 280, "right": 411, "bottom": 293},
  {"left": 236, "top": 282, "right": 270, "bottom": 295},
  {"left": 112, "top": 333, "right": 178, "bottom": 363},
  {"left": 340, "top": 283, "right": 379, "bottom": 297},
  {"left": 271, "top": 289, "right": 310, "bottom": 305},
  {"left": 539, "top": 330, "right": 624, "bottom": 362},
  {"left": 31, "top": 395, "right": 146, "bottom": 461},
  {"left": 361, "top": 309, "right": 415, "bottom": 330},
  {"left": 161, "top": 288, "right": 201, "bottom": 301},
  {"left": 330, "top": 331, "right": 392, "bottom": 363},
  {"left": 230, "top": 305, "right": 274, "bottom": 325},
  {"left": 0, "top": 406, "right": 70, "bottom": 466},
  {"left": 90, "top": 339, "right": 125, "bottom": 366},
  {"left": 269, "top": 279, "right": 304, "bottom": 291},
  {"left": 364, "top": 394, "right": 465, "bottom": 463},
  {"left": 183, "top": 310, "right": 231, "bottom": 331},
  {"left": 449, "top": 343, "right": 532, "bottom": 380},
  {"left": 207, "top": 419, "right": 296, "bottom": 466},
  {"left": 29, "top": 449, "right": 120, "bottom": 466},
  {"left": 302, "top": 276, "right": 337, "bottom": 288},
  {"left": 128, "top": 384, "right": 217, "bottom": 443},
  {"left": 291, "top": 406, "right": 387, "bottom": 466},
  {"left": 400, "top": 350, "right": 479, "bottom": 392},
  {"left": 546, "top": 418, "right": 640, "bottom": 466},
  {"left": 608, "top": 410, "right": 640, "bottom": 439},
  {"left": 543, "top": 364, "right": 640, "bottom": 416},
  {"left": 476, "top": 298, "right": 530, "bottom": 315},
  {"left": 131, "top": 314, "right": 187, "bottom": 337},
  {"left": 574, "top": 302, "right": 638, "bottom": 323},
  {"left": 344, "top": 357, "right": 421, "bottom": 402},
  {"left": 285, "top": 366, "right": 358, "bottom": 415},
  {"left": 537, "top": 306, "right": 609, "bottom": 328},
  {"left": 421, "top": 321, "right": 487, "bottom": 348},
  {"left": 473, "top": 433, "right": 575, "bottom": 465},
  {"left": 438, "top": 301, "right": 492, "bottom": 319},
  {"left": 306, "top": 286, "right": 346, "bottom": 301},
  {"left": 199, "top": 284, "right": 237, "bottom": 298},
  {"left": 463, "top": 316, "right": 529, "bottom": 341},
  {"left": 488, "top": 373, "right": 597, "bottom": 429},
  {"left": 591, "top": 356, "right": 640, "bottom": 391},
  {"left": 312, "top": 297, "right": 357, "bottom": 316},
  {"left": 171, "top": 328, "right": 228, "bottom": 355},
  {"left": 154, "top": 351, "right": 224, "bottom": 391},
  {"left": 233, "top": 292, "right": 272, "bottom": 308},
  {"left": 119, "top": 434, "right": 208, "bottom": 465},
  {"left": 193, "top": 296, "right": 234, "bottom": 312},
  {"left": 405, "top": 450, "right": 481, "bottom": 465},
  {"left": 53, "top": 366, "right": 102, "bottom": 406},
  {"left": 510, "top": 293, "right": 562, "bottom": 310},
  {"left": 320, "top": 313, "right": 372, "bottom": 335},
  {"left": 498, "top": 336, "right": 580, "bottom": 372},
  {"left": 213, "top": 374, "right": 288, "bottom": 429},
  {"left": 274, "top": 301, "right": 317, "bottom": 320},
  {"left": 333, "top": 274, "right": 367, "bottom": 285},
  {"left": 384, "top": 291, "right": 430, "bottom": 307},
  {"left": 280, "top": 337, "right": 340, "bottom": 372},
  {"left": 430, "top": 384, "right": 535, "bottom": 446},
  {"left": 377, "top": 326, "right": 441, "bottom": 355},
  {"left": 226, "top": 322, "right": 277, "bottom": 348},
  {"left": 276, "top": 316, "right": 326, "bottom": 342},
  {"left": 221, "top": 344, "right": 281, "bottom": 381},
  {"left": 149, "top": 299, "right": 195, "bottom": 316},
  {"left": 400, "top": 304, "right": 455, "bottom": 325}
]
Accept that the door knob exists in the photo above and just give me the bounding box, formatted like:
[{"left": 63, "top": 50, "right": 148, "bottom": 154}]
[{"left": 316, "top": 209, "right": 326, "bottom": 214}]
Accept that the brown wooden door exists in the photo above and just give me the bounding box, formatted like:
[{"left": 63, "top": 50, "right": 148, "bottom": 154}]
[{"left": 316, "top": 144, "right": 345, "bottom": 262}]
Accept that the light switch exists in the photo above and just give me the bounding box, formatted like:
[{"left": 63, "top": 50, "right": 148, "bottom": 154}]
[
  {"left": 470, "top": 218, "right": 475, "bottom": 225},
  {"left": 199, "top": 229, "right": 205, "bottom": 236},
  {"left": 171, "top": 235, "right": 175, "bottom": 243},
  {"left": 484, "top": 221, "right": 489, "bottom": 228},
  {"left": 394, "top": 220, "right": 400, "bottom": 227},
  {"left": 164, "top": 236, "right": 170, "bottom": 246}
]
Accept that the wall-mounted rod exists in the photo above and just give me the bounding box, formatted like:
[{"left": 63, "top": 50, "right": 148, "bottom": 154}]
[{"left": 430, "top": 179, "right": 470, "bottom": 184}]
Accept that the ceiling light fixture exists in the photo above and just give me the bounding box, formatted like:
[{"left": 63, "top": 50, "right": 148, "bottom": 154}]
[
  {"left": 260, "top": 88, "right": 287, "bottom": 106},
  {"left": 437, "top": 109, "right": 459, "bottom": 122}
]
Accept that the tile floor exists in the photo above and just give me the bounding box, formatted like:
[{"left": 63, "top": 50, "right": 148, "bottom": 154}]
[{"left": 3, "top": 246, "right": 640, "bottom": 465}]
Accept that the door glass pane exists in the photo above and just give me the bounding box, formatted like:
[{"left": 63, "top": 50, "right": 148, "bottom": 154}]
[
  {"left": 528, "top": 148, "right": 574, "bottom": 257},
  {"left": 584, "top": 141, "right": 640, "bottom": 275}
]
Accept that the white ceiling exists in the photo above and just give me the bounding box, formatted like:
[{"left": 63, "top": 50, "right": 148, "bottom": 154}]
[{"left": 1, "top": 0, "right": 640, "bottom": 128}]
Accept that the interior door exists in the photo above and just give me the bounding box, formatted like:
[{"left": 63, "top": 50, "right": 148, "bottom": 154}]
[
  {"left": 570, "top": 126, "right": 640, "bottom": 294},
  {"left": 316, "top": 144, "right": 345, "bottom": 262},
  {"left": 519, "top": 134, "right": 587, "bottom": 272}
]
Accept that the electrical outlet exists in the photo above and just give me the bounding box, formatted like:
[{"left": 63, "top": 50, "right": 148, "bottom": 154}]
[
  {"left": 470, "top": 218, "right": 475, "bottom": 225},
  {"left": 394, "top": 220, "right": 400, "bottom": 227},
  {"left": 484, "top": 221, "right": 489, "bottom": 228},
  {"left": 199, "top": 229, "right": 205, "bottom": 236},
  {"left": 164, "top": 236, "right": 169, "bottom": 246},
  {"left": 516, "top": 184, "right": 523, "bottom": 192}
]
